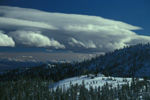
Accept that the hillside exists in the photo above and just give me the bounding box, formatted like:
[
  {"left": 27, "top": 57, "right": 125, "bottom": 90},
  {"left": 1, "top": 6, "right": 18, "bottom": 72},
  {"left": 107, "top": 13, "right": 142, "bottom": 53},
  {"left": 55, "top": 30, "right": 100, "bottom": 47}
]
[
  {"left": 48, "top": 74, "right": 150, "bottom": 100},
  {"left": 80, "top": 43, "right": 150, "bottom": 78},
  {"left": 49, "top": 74, "right": 134, "bottom": 91}
]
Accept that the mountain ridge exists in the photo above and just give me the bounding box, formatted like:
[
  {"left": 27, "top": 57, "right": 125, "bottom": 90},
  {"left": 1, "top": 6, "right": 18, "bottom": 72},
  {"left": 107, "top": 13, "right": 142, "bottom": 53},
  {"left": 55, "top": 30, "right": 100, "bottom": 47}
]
[
  {"left": 1, "top": 43, "right": 150, "bottom": 82},
  {"left": 82, "top": 43, "right": 150, "bottom": 78}
]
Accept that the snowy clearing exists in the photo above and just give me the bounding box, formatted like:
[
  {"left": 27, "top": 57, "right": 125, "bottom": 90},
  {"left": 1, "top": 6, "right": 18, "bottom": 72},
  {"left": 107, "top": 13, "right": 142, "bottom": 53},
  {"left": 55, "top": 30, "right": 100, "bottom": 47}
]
[{"left": 49, "top": 74, "right": 143, "bottom": 91}]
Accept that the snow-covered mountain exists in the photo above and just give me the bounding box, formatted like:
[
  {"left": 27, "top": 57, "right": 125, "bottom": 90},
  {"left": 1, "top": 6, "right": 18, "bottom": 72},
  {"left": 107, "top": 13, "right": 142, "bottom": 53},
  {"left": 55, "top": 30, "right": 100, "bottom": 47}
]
[{"left": 78, "top": 43, "right": 150, "bottom": 78}]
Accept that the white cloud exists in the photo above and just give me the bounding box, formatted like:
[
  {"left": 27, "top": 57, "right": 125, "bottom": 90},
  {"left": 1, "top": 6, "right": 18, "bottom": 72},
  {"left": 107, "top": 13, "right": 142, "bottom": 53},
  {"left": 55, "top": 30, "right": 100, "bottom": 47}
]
[
  {"left": 0, "top": 17, "right": 57, "bottom": 30},
  {"left": 0, "top": 30, "right": 15, "bottom": 47},
  {"left": 0, "top": 6, "right": 150, "bottom": 52},
  {"left": 9, "top": 30, "right": 65, "bottom": 49},
  {"left": 69, "top": 38, "right": 85, "bottom": 47},
  {"left": 84, "top": 40, "right": 96, "bottom": 49},
  {"left": 69, "top": 38, "right": 96, "bottom": 49}
]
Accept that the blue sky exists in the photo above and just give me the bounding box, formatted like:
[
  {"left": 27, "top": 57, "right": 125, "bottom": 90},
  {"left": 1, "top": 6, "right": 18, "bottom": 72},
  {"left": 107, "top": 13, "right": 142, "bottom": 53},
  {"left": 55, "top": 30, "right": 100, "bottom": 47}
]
[{"left": 0, "top": 0, "right": 150, "bottom": 54}]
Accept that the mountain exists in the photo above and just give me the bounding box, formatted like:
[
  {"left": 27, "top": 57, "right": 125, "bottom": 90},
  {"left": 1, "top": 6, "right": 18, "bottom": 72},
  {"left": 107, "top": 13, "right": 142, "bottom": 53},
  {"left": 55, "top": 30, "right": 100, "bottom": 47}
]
[
  {"left": 0, "top": 57, "right": 72, "bottom": 70},
  {"left": 80, "top": 43, "right": 150, "bottom": 78},
  {"left": 1, "top": 43, "right": 150, "bottom": 82},
  {"left": 1, "top": 43, "right": 150, "bottom": 100},
  {"left": 0, "top": 58, "right": 44, "bottom": 70}
]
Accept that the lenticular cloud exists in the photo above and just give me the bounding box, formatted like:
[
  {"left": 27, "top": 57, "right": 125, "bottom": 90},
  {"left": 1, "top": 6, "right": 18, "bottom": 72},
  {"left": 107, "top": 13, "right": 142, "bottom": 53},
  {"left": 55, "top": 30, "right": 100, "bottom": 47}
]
[{"left": 0, "top": 6, "right": 149, "bottom": 52}]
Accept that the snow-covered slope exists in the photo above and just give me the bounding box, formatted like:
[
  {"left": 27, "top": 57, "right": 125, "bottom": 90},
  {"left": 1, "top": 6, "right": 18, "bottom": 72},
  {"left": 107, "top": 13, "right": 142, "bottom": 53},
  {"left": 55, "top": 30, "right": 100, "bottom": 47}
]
[{"left": 49, "top": 74, "right": 141, "bottom": 91}]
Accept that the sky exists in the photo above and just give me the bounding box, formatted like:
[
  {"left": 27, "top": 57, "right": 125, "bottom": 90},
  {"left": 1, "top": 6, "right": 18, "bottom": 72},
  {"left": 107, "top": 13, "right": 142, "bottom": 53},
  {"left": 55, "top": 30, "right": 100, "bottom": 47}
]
[{"left": 0, "top": 0, "right": 150, "bottom": 61}]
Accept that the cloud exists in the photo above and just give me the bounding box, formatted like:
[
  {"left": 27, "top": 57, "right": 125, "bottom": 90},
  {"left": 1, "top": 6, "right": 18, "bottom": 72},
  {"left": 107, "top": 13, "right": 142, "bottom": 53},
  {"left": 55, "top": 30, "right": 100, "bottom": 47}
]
[
  {"left": 0, "top": 30, "right": 15, "bottom": 47},
  {"left": 84, "top": 40, "right": 97, "bottom": 49},
  {"left": 9, "top": 30, "right": 65, "bottom": 49},
  {"left": 0, "top": 6, "right": 150, "bottom": 53},
  {"left": 0, "top": 17, "right": 57, "bottom": 30},
  {"left": 0, "top": 6, "right": 141, "bottom": 30},
  {"left": 69, "top": 38, "right": 85, "bottom": 47},
  {"left": 68, "top": 38, "right": 96, "bottom": 49}
]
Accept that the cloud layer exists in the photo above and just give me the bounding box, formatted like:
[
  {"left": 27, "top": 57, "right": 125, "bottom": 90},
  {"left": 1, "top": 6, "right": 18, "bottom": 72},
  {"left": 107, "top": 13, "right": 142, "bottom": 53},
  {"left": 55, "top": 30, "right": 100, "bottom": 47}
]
[{"left": 0, "top": 6, "right": 149, "bottom": 53}]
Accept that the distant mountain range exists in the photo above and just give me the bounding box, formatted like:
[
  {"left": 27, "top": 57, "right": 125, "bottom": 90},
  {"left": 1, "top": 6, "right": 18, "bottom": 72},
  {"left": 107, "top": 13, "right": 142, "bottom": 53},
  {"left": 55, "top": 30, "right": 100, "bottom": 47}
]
[
  {"left": 0, "top": 58, "right": 44, "bottom": 70},
  {"left": 0, "top": 57, "right": 72, "bottom": 70}
]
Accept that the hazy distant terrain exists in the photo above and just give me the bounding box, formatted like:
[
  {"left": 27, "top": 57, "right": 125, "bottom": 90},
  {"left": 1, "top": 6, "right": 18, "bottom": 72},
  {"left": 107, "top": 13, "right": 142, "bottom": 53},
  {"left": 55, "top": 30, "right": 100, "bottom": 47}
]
[
  {"left": 0, "top": 52, "right": 96, "bottom": 61},
  {"left": 0, "top": 52, "right": 98, "bottom": 62},
  {"left": 0, "top": 52, "right": 99, "bottom": 69}
]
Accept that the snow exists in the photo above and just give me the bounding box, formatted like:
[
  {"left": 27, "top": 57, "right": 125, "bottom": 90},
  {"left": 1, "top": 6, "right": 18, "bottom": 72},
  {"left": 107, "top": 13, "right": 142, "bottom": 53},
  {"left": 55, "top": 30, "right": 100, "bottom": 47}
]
[
  {"left": 44, "top": 64, "right": 55, "bottom": 69},
  {"left": 49, "top": 74, "right": 141, "bottom": 91}
]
